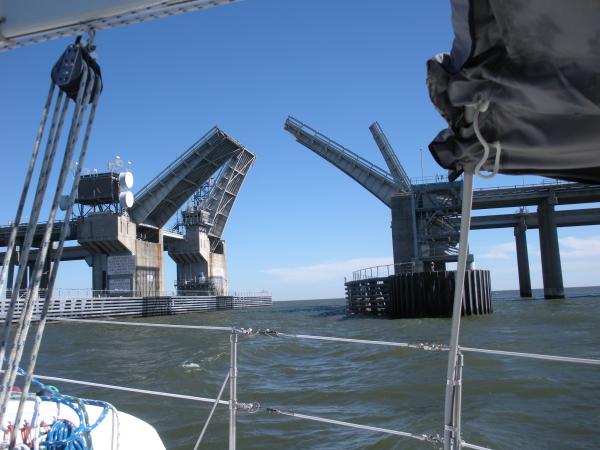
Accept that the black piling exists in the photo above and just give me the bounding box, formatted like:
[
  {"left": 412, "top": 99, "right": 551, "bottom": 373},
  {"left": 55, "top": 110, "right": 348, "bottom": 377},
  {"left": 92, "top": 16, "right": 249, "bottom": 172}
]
[{"left": 345, "top": 269, "right": 492, "bottom": 318}]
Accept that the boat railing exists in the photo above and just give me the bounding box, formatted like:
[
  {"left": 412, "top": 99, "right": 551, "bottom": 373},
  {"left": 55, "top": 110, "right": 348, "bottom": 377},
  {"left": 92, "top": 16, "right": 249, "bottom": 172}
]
[{"left": 26, "top": 316, "right": 600, "bottom": 450}]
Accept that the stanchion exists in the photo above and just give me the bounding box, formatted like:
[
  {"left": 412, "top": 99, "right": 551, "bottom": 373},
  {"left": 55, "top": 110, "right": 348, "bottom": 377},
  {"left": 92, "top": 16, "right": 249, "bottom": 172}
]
[
  {"left": 443, "top": 171, "right": 474, "bottom": 450},
  {"left": 229, "top": 331, "right": 238, "bottom": 450}
]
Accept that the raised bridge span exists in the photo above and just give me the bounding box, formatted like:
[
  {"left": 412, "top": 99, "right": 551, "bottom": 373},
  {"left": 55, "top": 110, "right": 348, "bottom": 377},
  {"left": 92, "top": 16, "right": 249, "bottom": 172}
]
[
  {"left": 2, "top": 181, "right": 599, "bottom": 300},
  {"left": 286, "top": 116, "right": 600, "bottom": 301}
]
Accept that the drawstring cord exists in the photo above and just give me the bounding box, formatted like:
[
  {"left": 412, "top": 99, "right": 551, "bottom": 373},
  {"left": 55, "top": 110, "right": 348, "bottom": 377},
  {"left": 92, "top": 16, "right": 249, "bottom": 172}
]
[{"left": 471, "top": 100, "right": 501, "bottom": 179}]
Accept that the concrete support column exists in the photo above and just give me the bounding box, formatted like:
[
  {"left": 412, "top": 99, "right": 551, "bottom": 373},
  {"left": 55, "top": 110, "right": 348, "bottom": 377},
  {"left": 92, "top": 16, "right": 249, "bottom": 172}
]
[
  {"left": 6, "top": 247, "right": 16, "bottom": 298},
  {"left": 391, "top": 194, "right": 420, "bottom": 273},
  {"left": 90, "top": 254, "right": 107, "bottom": 295},
  {"left": 538, "top": 200, "right": 564, "bottom": 299},
  {"left": 514, "top": 223, "right": 532, "bottom": 297}
]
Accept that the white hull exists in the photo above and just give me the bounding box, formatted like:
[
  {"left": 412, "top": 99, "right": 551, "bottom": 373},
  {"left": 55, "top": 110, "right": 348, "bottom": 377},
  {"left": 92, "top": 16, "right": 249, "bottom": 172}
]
[{"left": 2, "top": 397, "right": 165, "bottom": 450}]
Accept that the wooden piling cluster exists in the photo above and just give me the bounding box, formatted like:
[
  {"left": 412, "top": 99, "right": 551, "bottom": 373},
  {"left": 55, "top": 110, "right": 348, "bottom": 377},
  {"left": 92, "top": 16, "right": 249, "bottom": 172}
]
[
  {"left": 345, "top": 278, "right": 389, "bottom": 315},
  {"left": 345, "top": 270, "right": 492, "bottom": 318}
]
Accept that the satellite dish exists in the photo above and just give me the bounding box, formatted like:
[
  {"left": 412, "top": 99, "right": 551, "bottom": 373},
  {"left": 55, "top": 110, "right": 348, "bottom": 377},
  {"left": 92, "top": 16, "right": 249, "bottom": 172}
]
[
  {"left": 59, "top": 195, "right": 71, "bottom": 211},
  {"left": 119, "top": 171, "right": 134, "bottom": 189},
  {"left": 119, "top": 191, "right": 134, "bottom": 209}
]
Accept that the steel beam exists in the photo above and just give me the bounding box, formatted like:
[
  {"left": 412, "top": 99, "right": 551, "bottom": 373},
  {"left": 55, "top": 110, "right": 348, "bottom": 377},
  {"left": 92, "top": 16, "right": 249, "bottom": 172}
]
[
  {"left": 473, "top": 183, "right": 600, "bottom": 210},
  {"left": 0, "top": 246, "right": 90, "bottom": 263},
  {"left": 469, "top": 207, "right": 600, "bottom": 230}
]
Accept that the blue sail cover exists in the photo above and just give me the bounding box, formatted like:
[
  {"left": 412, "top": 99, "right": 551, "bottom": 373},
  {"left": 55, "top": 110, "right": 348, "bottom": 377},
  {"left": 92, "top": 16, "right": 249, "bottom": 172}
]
[{"left": 427, "top": 0, "right": 600, "bottom": 183}]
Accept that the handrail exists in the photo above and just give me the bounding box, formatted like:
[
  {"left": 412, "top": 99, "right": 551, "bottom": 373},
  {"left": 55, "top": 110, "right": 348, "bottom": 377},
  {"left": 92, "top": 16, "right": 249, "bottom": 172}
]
[
  {"left": 6, "top": 288, "right": 272, "bottom": 300},
  {"left": 350, "top": 262, "right": 415, "bottom": 281},
  {"left": 473, "top": 180, "right": 577, "bottom": 193},
  {"left": 411, "top": 174, "right": 449, "bottom": 184}
]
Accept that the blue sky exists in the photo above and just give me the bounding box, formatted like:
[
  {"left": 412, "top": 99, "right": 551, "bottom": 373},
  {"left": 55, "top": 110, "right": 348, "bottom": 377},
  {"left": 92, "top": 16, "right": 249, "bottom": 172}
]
[{"left": 1, "top": 0, "right": 598, "bottom": 300}]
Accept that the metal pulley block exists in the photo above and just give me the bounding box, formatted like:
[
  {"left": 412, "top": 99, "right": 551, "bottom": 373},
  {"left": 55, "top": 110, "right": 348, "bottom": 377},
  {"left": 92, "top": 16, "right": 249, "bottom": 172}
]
[{"left": 50, "top": 40, "right": 102, "bottom": 101}]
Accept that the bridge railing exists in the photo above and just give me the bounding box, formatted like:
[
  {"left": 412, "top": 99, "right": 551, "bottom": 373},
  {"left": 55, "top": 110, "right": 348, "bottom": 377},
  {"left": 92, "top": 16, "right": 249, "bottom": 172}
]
[
  {"left": 0, "top": 290, "right": 273, "bottom": 321},
  {"left": 350, "top": 263, "right": 415, "bottom": 281},
  {"left": 411, "top": 174, "right": 449, "bottom": 184},
  {"left": 474, "top": 179, "right": 575, "bottom": 192}
]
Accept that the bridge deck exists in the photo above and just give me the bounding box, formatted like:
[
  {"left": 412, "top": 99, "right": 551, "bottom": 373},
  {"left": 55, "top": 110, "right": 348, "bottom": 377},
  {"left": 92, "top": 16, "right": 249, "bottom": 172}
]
[{"left": 472, "top": 182, "right": 600, "bottom": 209}]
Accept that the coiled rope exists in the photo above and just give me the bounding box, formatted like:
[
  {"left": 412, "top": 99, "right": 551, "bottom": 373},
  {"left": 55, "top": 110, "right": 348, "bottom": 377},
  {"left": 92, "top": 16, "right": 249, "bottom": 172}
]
[{"left": 2, "top": 365, "right": 113, "bottom": 450}]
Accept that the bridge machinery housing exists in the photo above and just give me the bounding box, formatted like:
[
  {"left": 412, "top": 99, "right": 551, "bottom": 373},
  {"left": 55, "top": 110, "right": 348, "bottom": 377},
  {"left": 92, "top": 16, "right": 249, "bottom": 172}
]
[
  {"left": 78, "top": 128, "right": 255, "bottom": 297},
  {"left": 0, "top": 128, "right": 256, "bottom": 298}
]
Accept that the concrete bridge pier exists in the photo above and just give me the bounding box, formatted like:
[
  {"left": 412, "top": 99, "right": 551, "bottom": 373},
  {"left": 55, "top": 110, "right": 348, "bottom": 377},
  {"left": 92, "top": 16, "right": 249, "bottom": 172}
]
[
  {"left": 391, "top": 194, "right": 420, "bottom": 273},
  {"left": 538, "top": 199, "right": 564, "bottom": 299},
  {"left": 514, "top": 222, "right": 532, "bottom": 297},
  {"left": 5, "top": 248, "right": 17, "bottom": 298}
]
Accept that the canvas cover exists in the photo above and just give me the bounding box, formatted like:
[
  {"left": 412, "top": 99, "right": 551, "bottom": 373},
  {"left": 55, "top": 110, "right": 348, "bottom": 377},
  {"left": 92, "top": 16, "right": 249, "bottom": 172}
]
[{"left": 427, "top": 0, "right": 600, "bottom": 183}]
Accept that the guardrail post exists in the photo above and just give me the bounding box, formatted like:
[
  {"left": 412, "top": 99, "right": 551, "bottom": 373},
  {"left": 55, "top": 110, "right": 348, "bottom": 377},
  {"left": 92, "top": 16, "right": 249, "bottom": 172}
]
[{"left": 229, "top": 330, "right": 238, "bottom": 450}]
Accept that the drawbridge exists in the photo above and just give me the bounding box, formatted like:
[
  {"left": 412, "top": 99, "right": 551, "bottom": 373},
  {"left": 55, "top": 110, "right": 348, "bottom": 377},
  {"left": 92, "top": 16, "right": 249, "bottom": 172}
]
[
  {"left": 285, "top": 116, "right": 600, "bottom": 300},
  {"left": 0, "top": 127, "right": 255, "bottom": 297},
  {"left": 285, "top": 116, "right": 461, "bottom": 272}
]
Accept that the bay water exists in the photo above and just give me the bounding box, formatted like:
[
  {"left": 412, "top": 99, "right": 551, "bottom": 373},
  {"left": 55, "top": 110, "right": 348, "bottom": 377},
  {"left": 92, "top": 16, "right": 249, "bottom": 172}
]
[{"left": 34, "top": 287, "right": 600, "bottom": 449}]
